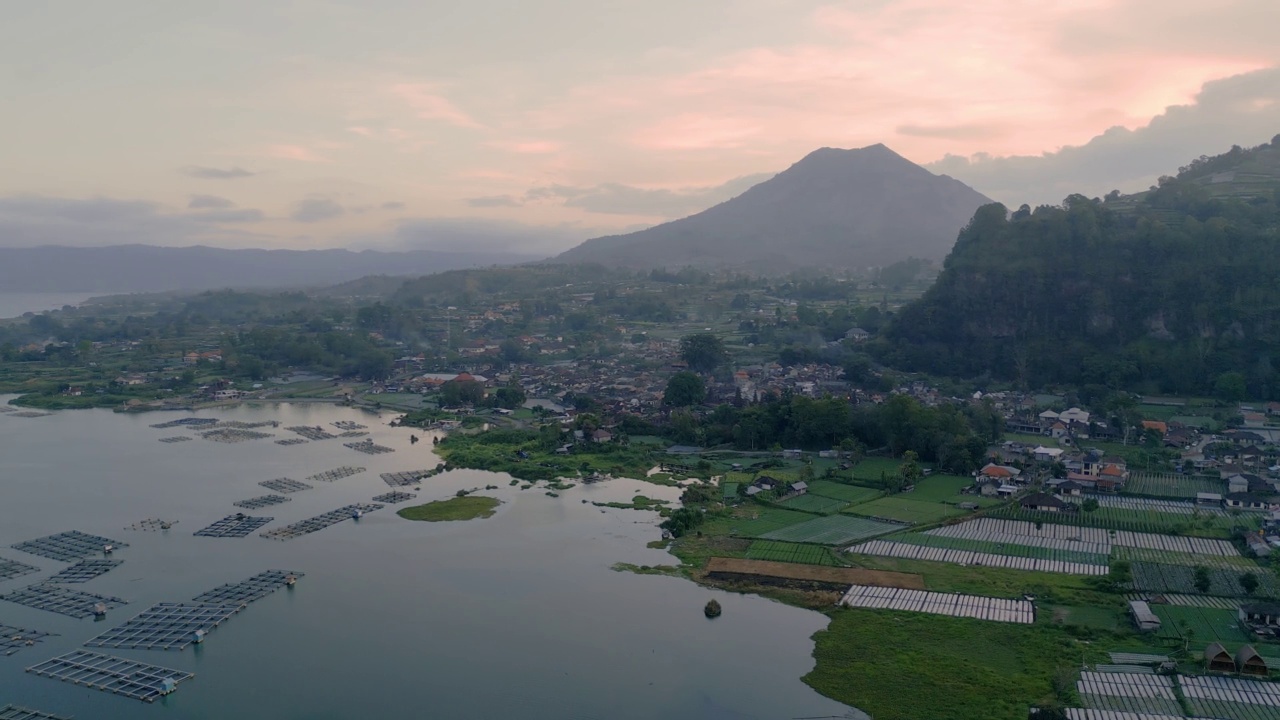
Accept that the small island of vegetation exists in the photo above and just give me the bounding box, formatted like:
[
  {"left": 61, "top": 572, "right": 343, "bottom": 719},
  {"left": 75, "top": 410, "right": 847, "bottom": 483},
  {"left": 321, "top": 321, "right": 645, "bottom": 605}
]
[{"left": 396, "top": 496, "right": 501, "bottom": 522}]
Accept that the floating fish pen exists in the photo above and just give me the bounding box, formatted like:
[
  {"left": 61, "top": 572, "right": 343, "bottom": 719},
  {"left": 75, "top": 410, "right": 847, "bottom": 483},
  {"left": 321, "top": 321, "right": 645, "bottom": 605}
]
[
  {"left": 158, "top": 436, "right": 193, "bottom": 443},
  {"left": 0, "top": 557, "right": 40, "bottom": 581},
  {"left": 337, "top": 430, "right": 369, "bottom": 438},
  {"left": 0, "top": 585, "right": 128, "bottom": 619},
  {"left": 193, "top": 514, "right": 274, "bottom": 539},
  {"left": 86, "top": 602, "right": 242, "bottom": 651},
  {"left": 26, "top": 650, "right": 194, "bottom": 703},
  {"left": 150, "top": 417, "right": 219, "bottom": 429},
  {"left": 306, "top": 466, "right": 366, "bottom": 483},
  {"left": 261, "top": 504, "right": 383, "bottom": 541},
  {"left": 0, "top": 705, "right": 73, "bottom": 720},
  {"left": 232, "top": 494, "right": 291, "bottom": 510},
  {"left": 0, "top": 624, "right": 55, "bottom": 656},
  {"left": 344, "top": 439, "right": 394, "bottom": 455},
  {"left": 200, "top": 428, "right": 273, "bottom": 443},
  {"left": 191, "top": 569, "right": 304, "bottom": 606},
  {"left": 333, "top": 420, "right": 367, "bottom": 430},
  {"left": 380, "top": 468, "right": 441, "bottom": 487},
  {"left": 10, "top": 411, "right": 51, "bottom": 418},
  {"left": 124, "top": 518, "right": 176, "bottom": 532},
  {"left": 275, "top": 438, "right": 308, "bottom": 446},
  {"left": 216, "top": 420, "right": 277, "bottom": 429},
  {"left": 286, "top": 425, "right": 338, "bottom": 441},
  {"left": 372, "top": 491, "right": 417, "bottom": 504},
  {"left": 12, "top": 531, "right": 129, "bottom": 563},
  {"left": 46, "top": 559, "right": 123, "bottom": 584},
  {"left": 259, "top": 477, "right": 311, "bottom": 493},
  {"left": 0, "top": 406, "right": 15, "bottom": 413}
]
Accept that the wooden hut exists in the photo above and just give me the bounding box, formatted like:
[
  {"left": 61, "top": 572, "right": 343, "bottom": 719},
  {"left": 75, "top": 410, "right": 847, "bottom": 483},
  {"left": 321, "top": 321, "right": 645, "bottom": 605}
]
[
  {"left": 1205, "top": 642, "right": 1236, "bottom": 673},
  {"left": 1236, "top": 645, "right": 1269, "bottom": 676}
]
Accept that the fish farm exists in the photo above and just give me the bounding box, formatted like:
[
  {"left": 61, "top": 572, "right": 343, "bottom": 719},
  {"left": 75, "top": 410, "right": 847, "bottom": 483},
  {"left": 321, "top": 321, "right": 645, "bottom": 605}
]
[
  {"left": 157, "top": 436, "right": 192, "bottom": 443},
  {"left": 286, "top": 425, "right": 337, "bottom": 441},
  {"left": 306, "top": 466, "right": 367, "bottom": 482},
  {"left": 191, "top": 569, "right": 304, "bottom": 606},
  {"left": 85, "top": 602, "right": 242, "bottom": 651},
  {"left": 372, "top": 491, "right": 417, "bottom": 504},
  {"left": 261, "top": 504, "right": 383, "bottom": 541},
  {"left": 0, "top": 624, "right": 54, "bottom": 657},
  {"left": 232, "top": 494, "right": 291, "bottom": 510},
  {"left": 274, "top": 438, "right": 308, "bottom": 446},
  {"left": 10, "top": 412, "right": 52, "bottom": 418},
  {"left": 344, "top": 439, "right": 394, "bottom": 455},
  {"left": 260, "top": 477, "right": 312, "bottom": 493},
  {"left": 0, "top": 557, "right": 40, "bottom": 581},
  {"left": 0, "top": 585, "right": 128, "bottom": 619},
  {"left": 333, "top": 421, "right": 367, "bottom": 430},
  {"left": 45, "top": 559, "right": 123, "bottom": 584},
  {"left": 337, "top": 430, "right": 369, "bottom": 438},
  {"left": 150, "top": 417, "right": 218, "bottom": 429},
  {"left": 0, "top": 705, "right": 72, "bottom": 720},
  {"left": 380, "top": 469, "right": 436, "bottom": 487},
  {"left": 216, "top": 420, "right": 278, "bottom": 429},
  {"left": 11, "top": 531, "right": 128, "bottom": 563},
  {"left": 25, "top": 650, "right": 194, "bottom": 703},
  {"left": 194, "top": 514, "right": 274, "bottom": 538},
  {"left": 124, "top": 518, "right": 176, "bottom": 532},
  {"left": 200, "top": 428, "right": 273, "bottom": 443}
]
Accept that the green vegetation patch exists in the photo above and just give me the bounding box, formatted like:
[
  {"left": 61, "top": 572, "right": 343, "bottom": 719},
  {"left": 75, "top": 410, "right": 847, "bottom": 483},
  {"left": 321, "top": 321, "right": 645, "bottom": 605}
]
[
  {"left": 849, "top": 457, "right": 904, "bottom": 483},
  {"left": 760, "top": 514, "right": 902, "bottom": 546},
  {"left": 778, "top": 494, "right": 849, "bottom": 515},
  {"left": 906, "top": 474, "right": 973, "bottom": 501},
  {"left": 1124, "top": 472, "right": 1224, "bottom": 499},
  {"left": 1151, "top": 605, "right": 1254, "bottom": 651},
  {"left": 720, "top": 482, "right": 740, "bottom": 500},
  {"left": 806, "top": 481, "right": 881, "bottom": 505},
  {"left": 805, "top": 609, "right": 1103, "bottom": 720},
  {"left": 396, "top": 496, "right": 501, "bottom": 522},
  {"left": 727, "top": 507, "right": 814, "bottom": 537},
  {"left": 746, "top": 540, "right": 840, "bottom": 566},
  {"left": 846, "top": 496, "right": 966, "bottom": 524}
]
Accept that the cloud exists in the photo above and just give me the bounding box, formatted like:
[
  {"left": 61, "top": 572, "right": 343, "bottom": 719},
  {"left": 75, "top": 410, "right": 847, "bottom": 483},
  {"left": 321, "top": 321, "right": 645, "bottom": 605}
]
[
  {"left": 188, "top": 194, "right": 235, "bottom": 209},
  {"left": 0, "top": 196, "right": 267, "bottom": 248},
  {"left": 466, "top": 195, "right": 523, "bottom": 208},
  {"left": 518, "top": 173, "right": 773, "bottom": 217},
  {"left": 189, "top": 208, "right": 266, "bottom": 223},
  {"left": 380, "top": 201, "right": 405, "bottom": 211},
  {"left": 928, "top": 66, "right": 1280, "bottom": 207},
  {"left": 389, "top": 83, "right": 483, "bottom": 129},
  {"left": 181, "top": 166, "right": 257, "bottom": 180},
  {"left": 266, "top": 144, "right": 331, "bottom": 163},
  {"left": 486, "top": 140, "right": 562, "bottom": 154},
  {"left": 290, "top": 197, "right": 345, "bottom": 223}
]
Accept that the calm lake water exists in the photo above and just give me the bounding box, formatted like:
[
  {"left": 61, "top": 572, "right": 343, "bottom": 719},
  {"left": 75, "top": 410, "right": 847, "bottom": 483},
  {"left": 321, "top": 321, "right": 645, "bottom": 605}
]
[
  {"left": 0, "top": 399, "right": 859, "bottom": 719},
  {"left": 0, "top": 293, "right": 109, "bottom": 320}
]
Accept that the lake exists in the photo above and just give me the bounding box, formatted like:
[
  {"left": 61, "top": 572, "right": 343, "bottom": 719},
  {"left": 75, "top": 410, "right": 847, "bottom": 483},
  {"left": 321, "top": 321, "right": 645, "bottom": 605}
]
[
  {"left": 0, "top": 399, "right": 860, "bottom": 719},
  {"left": 0, "top": 293, "right": 110, "bottom": 320}
]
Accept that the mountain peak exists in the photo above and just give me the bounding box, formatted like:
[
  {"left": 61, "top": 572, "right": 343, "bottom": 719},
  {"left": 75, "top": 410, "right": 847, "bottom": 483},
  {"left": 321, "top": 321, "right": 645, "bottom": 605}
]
[{"left": 554, "top": 146, "right": 992, "bottom": 273}]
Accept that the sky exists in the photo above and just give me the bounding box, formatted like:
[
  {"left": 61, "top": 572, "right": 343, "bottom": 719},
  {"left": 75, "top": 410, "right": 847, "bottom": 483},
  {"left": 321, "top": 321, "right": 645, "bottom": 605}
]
[{"left": 1, "top": 0, "right": 1279, "bottom": 255}]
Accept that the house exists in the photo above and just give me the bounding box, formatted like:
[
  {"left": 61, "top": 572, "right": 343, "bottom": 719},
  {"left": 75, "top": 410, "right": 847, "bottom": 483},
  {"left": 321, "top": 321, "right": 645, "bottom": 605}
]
[
  {"left": 1196, "top": 492, "right": 1224, "bottom": 506},
  {"left": 1059, "top": 407, "right": 1090, "bottom": 424},
  {"left": 590, "top": 429, "right": 613, "bottom": 443},
  {"left": 1057, "top": 480, "right": 1083, "bottom": 497},
  {"left": 1228, "top": 475, "right": 1252, "bottom": 494},
  {"left": 1050, "top": 421, "right": 1069, "bottom": 440},
  {"left": 1237, "top": 645, "right": 1269, "bottom": 676},
  {"left": 1033, "top": 446, "right": 1064, "bottom": 462},
  {"left": 844, "top": 328, "right": 870, "bottom": 342},
  {"left": 979, "top": 463, "right": 1021, "bottom": 481},
  {"left": 1245, "top": 531, "right": 1272, "bottom": 557},
  {"left": 1141, "top": 420, "right": 1168, "bottom": 435},
  {"left": 1020, "top": 492, "right": 1070, "bottom": 513},
  {"left": 1204, "top": 642, "right": 1237, "bottom": 673},
  {"left": 791, "top": 481, "right": 808, "bottom": 495},
  {"left": 1226, "top": 493, "right": 1271, "bottom": 513},
  {"left": 1239, "top": 602, "right": 1280, "bottom": 630},
  {"left": 781, "top": 449, "right": 802, "bottom": 460},
  {"left": 1128, "top": 600, "right": 1162, "bottom": 632}
]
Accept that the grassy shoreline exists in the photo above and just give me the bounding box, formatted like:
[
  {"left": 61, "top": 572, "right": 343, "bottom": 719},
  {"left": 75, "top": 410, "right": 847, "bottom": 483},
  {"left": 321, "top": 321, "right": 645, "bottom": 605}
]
[{"left": 397, "top": 496, "right": 501, "bottom": 522}]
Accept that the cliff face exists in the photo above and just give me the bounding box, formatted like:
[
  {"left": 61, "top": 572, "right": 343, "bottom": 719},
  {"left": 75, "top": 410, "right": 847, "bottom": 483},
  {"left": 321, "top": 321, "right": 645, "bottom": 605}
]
[{"left": 555, "top": 144, "right": 991, "bottom": 273}]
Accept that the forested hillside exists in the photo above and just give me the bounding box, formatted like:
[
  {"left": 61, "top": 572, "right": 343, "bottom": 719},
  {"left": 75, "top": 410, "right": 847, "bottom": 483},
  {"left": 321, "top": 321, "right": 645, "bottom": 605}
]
[{"left": 877, "top": 137, "right": 1280, "bottom": 400}]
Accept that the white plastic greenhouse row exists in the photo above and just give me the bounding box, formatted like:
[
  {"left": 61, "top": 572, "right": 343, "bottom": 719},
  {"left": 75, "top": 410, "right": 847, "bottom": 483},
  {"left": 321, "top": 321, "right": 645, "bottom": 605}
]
[
  {"left": 1181, "top": 675, "right": 1280, "bottom": 706},
  {"left": 1077, "top": 672, "right": 1176, "bottom": 700},
  {"left": 839, "top": 584, "right": 1034, "bottom": 623},
  {"left": 931, "top": 518, "right": 1240, "bottom": 557},
  {"left": 926, "top": 523, "right": 1112, "bottom": 555},
  {"left": 1093, "top": 495, "right": 1228, "bottom": 516},
  {"left": 849, "top": 540, "right": 1108, "bottom": 575},
  {"left": 1063, "top": 710, "right": 1207, "bottom": 720}
]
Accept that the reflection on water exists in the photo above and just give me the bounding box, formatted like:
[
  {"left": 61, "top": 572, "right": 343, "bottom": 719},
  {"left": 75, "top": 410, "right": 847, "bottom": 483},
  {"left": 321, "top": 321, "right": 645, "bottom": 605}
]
[{"left": 0, "top": 399, "right": 857, "bottom": 719}]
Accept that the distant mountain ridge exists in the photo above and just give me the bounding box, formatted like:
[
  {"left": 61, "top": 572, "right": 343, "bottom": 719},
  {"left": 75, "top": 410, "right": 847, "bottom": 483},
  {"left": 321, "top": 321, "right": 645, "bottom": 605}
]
[
  {"left": 0, "top": 245, "right": 537, "bottom": 293},
  {"left": 554, "top": 144, "right": 992, "bottom": 272}
]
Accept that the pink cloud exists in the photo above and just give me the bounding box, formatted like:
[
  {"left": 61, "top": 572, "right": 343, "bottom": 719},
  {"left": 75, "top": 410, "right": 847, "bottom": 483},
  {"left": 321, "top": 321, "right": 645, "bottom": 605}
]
[
  {"left": 389, "top": 83, "right": 483, "bottom": 129},
  {"left": 487, "top": 140, "right": 563, "bottom": 154},
  {"left": 264, "top": 144, "right": 330, "bottom": 163}
]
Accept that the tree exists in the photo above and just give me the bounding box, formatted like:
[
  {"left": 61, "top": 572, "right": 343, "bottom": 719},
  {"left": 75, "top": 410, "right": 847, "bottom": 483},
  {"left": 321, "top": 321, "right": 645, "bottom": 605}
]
[
  {"left": 663, "top": 371, "right": 706, "bottom": 407},
  {"left": 679, "top": 333, "right": 728, "bottom": 373},
  {"left": 898, "top": 450, "right": 923, "bottom": 487},
  {"left": 440, "top": 379, "right": 485, "bottom": 406},
  {"left": 1241, "top": 571, "right": 1260, "bottom": 595},
  {"left": 1214, "top": 372, "right": 1248, "bottom": 402},
  {"left": 1193, "top": 566, "right": 1212, "bottom": 593},
  {"left": 1081, "top": 498, "right": 1099, "bottom": 513}
]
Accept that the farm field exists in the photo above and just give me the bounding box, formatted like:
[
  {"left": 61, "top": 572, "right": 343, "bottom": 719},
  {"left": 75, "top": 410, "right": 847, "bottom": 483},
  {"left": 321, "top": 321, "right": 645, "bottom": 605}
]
[
  {"left": 779, "top": 494, "right": 849, "bottom": 515},
  {"left": 1090, "top": 495, "right": 1228, "bottom": 516},
  {"left": 908, "top": 475, "right": 974, "bottom": 501},
  {"left": 746, "top": 540, "right": 840, "bottom": 566},
  {"left": 847, "top": 496, "right": 967, "bottom": 524},
  {"left": 887, "top": 532, "right": 1110, "bottom": 566},
  {"left": 1124, "top": 472, "right": 1225, "bottom": 499},
  {"left": 850, "top": 539, "right": 1107, "bottom": 575},
  {"left": 727, "top": 507, "right": 814, "bottom": 537},
  {"left": 1150, "top": 604, "right": 1253, "bottom": 650},
  {"left": 760, "top": 514, "right": 904, "bottom": 545},
  {"left": 989, "top": 503, "right": 1257, "bottom": 538},
  {"left": 850, "top": 457, "right": 904, "bottom": 483},
  {"left": 806, "top": 481, "right": 881, "bottom": 505},
  {"left": 1130, "top": 562, "right": 1280, "bottom": 598},
  {"left": 721, "top": 482, "right": 739, "bottom": 500},
  {"left": 1115, "top": 546, "right": 1261, "bottom": 570}
]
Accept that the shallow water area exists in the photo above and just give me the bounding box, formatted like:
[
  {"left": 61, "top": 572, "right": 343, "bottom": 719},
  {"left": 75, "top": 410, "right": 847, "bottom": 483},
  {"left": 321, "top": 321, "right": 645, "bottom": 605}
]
[{"left": 0, "top": 399, "right": 858, "bottom": 719}]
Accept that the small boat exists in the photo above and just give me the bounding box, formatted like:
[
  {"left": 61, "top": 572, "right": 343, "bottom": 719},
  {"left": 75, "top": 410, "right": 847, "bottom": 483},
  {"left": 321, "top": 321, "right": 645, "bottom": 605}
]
[
  {"left": 351, "top": 509, "right": 363, "bottom": 520},
  {"left": 285, "top": 574, "right": 297, "bottom": 586},
  {"left": 93, "top": 602, "right": 108, "bottom": 618},
  {"left": 102, "top": 544, "right": 114, "bottom": 555}
]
